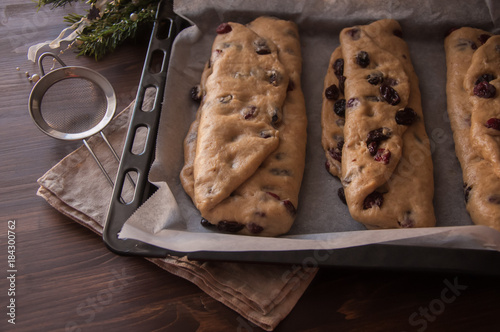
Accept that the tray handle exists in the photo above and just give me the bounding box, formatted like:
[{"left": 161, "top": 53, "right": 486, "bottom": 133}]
[{"left": 103, "top": 0, "right": 189, "bottom": 257}]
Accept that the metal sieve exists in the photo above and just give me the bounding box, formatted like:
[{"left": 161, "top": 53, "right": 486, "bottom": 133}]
[{"left": 29, "top": 52, "right": 121, "bottom": 187}]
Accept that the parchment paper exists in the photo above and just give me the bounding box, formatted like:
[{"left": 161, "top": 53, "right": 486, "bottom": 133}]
[{"left": 119, "top": 0, "right": 500, "bottom": 254}]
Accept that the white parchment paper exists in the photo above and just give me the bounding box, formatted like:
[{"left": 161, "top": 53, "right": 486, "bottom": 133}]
[{"left": 119, "top": 0, "right": 500, "bottom": 253}]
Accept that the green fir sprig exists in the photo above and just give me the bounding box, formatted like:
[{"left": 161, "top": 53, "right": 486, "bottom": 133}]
[{"left": 37, "top": 0, "right": 160, "bottom": 60}]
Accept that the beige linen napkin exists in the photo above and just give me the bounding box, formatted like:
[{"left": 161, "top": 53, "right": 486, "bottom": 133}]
[{"left": 36, "top": 94, "right": 317, "bottom": 331}]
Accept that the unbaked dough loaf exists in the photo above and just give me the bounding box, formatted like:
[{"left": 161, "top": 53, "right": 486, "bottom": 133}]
[
  {"left": 180, "top": 17, "right": 307, "bottom": 236},
  {"left": 322, "top": 19, "right": 435, "bottom": 229},
  {"left": 445, "top": 27, "right": 500, "bottom": 231}
]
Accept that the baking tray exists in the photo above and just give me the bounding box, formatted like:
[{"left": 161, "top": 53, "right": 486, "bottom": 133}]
[{"left": 104, "top": 0, "right": 500, "bottom": 276}]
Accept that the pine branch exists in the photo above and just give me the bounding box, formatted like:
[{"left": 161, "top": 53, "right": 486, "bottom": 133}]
[
  {"left": 75, "top": 1, "right": 158, "bottom": 60},
  {"left": 63, "top": 12, "right": 84, "bottom": 24}
]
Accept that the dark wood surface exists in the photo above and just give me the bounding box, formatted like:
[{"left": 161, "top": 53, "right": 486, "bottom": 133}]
[{"left": 1, "top": 2, "right": 499, "bottom": 331}]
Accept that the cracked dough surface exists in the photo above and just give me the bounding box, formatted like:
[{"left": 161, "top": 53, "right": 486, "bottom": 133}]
[
  {"left": 180, "top": 17, "right": 307, "bottom": 236},
  {"left": 445, "top": 28, "right": 500, "bottom": 231}
]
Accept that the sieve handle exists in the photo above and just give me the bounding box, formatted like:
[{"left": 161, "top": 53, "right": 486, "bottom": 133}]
[
  {"left": 103, "top": 0, "right": 188, "bottom": 257},
  {"left": 100, "top": 131, "right": 136, "bottom": 188},
  {"left": 84, "top": 133, "right": 135, "bottom": 205},
  {"left": 37, "top": 52, "right": 67, "bottom": 76},
  {"left": 83, "top": 138, "right": 115, "bottom": 188}
]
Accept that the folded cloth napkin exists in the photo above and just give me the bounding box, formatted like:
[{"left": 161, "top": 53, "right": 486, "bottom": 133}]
[{"left": 36, "top": 95, "right": 317, "bottom": 331}]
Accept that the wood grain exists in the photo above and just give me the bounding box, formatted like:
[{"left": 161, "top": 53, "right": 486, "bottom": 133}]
[{"left": 1, "top": 1, "right": 499, "bottom": 331}]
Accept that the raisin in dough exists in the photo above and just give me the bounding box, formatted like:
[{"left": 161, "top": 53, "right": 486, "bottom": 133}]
[
  {"left": 445, "top": 28, "right": 500, "bottom": 231},
  {"left": 180, "top": 17, "right": 307, "bottom": 236},
  {"left": 325, "top": 19, "right": 435, "bottom": 229}
]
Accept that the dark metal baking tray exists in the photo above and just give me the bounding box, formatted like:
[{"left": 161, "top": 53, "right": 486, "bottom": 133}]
[{"left": 103, "top": 0, "right": 500, "bottom": 276}]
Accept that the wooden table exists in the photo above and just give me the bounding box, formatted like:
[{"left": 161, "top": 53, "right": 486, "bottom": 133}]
[{"left": 1, "top": 2, "right": 499, "bottom": 331}]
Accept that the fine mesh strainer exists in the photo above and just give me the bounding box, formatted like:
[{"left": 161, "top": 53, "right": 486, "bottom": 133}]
[{"left": 29, "top": 52, "right": 120, "bottom": 187}]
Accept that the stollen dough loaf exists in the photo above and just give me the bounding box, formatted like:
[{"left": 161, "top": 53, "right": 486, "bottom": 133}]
[
  {"left": 321, "top": 19, "right": 435, "bottom": 229},
  {"left": 180, "top": 17, "right": 307, "bottom": 236},
  {"left": 445, "top": 27, "right": 500, "bottom": 231}
]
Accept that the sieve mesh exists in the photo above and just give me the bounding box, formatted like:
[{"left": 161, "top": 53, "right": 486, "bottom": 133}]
[{"left": 39, "top": 77, "right": 108, "bottom": 134}]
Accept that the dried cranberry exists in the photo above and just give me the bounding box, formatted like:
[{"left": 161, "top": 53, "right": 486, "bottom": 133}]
[
  {"left": 325, "top": 160, "right": 331, "bottom": 172},
  {"left": 328, "top": 147, "right": 342, "bottom": 162},
  {"left": 366, "top": 128, "right": 392, "bottom": 155},
  {"left": 200, "top": 218, "right": 214, "bottom": 227},
  {"left": 395, "top": 107, "right": 417, "bottom": 125},
  {"left": 333, "top": 58, "right": 344, "bottom": 78},
  {"left": 474, "top": 81, "right": 496, "bottom": 98},
  {"left": 248, "top": 223, "right": 264, "bottom": 234},
  {"left": 213, "top": 49, "right": 223, "bottom": 58},
  {"left": 363, "top": 191, "right": 384, "bottom": 209},
  {"left": 367, "top": 127, "right": 392, "bottom": 142},
  {"left": 355, "top": 51, "right": 370, "bottom": 68},
  {"left": 478, "top": 34, "right": 492, "bottom": 45},
  {"left": 334, "top": 99, "right": 346, "bottom": 117},
  {"left": 346, "top": 98, "right": 360, "bottom": 108},
  {"left": 243, "top": 106, "right": 257, "bottom": 119},
  {"left": 266, "top": 191, "right": 281, "bottom": 200},
  {"left": 374, "top": 148, "right": 391, "bottom": 164},
  {"left": 485, "top": 118, "right": 500, "bottom": 130},
  {"left": 367, "top": 72, "right": 383, "bottom": 85},
  {"left": 367, "top": 141, "right": 378, "bottom": 156},
  {"left": 287, "top": 80, "right": 295, "bottom": 92},
  {"left": 346, "top": 27, "right": 360, "bottom": 40},
  {"left": 217, "top": 220, "right": 244, "bottom": 232},
  {"left": 325, "top": 84, "right": 340, "bottom": 100},
  {"left": 283, "top": 200, "right": 296, "bottom": 216},
  {"left": 380, "top": 84, "right": 401, "bottom": 105},
  {"left": 216, "top": 23, "right": 232, "bottom": 34},
  {"left": 475, "top": 73, "right": 495, "bottom": 85},
  {"left": 190, "top": 85, "right": 202, "bottom": 102},
  {"left": 338, "top": 187, "right": 347, "bottom": 205}
]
